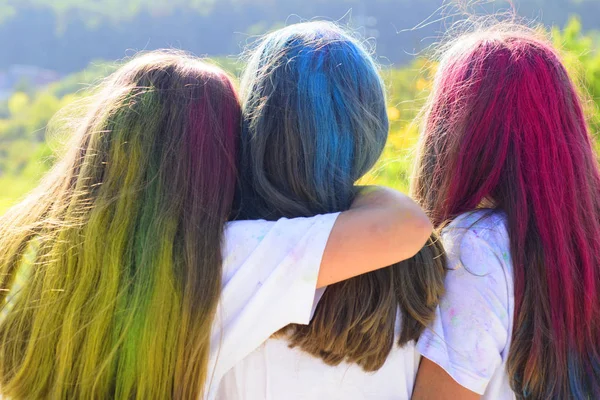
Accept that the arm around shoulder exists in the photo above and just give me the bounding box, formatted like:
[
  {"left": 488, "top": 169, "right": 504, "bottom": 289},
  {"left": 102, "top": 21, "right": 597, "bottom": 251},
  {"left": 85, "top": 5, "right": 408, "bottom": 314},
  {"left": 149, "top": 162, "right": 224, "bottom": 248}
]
[{"left": 317, "top": 186, "right": 432, "bottom": 287}]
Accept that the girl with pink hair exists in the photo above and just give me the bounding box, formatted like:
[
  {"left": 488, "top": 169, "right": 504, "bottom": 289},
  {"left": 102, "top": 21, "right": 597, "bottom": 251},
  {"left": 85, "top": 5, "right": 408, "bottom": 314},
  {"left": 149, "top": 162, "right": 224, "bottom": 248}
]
[{"left": 412, "top": 24, "right": 600, "bottom": 399}]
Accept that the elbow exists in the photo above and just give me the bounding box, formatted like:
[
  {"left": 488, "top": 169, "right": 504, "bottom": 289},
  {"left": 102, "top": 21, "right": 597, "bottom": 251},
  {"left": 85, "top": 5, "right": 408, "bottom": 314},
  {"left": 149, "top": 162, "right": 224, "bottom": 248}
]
[
  {"left": 409, "top": 211, "right": 434, "bottom": 257},
  {"left": 416, "top": 208, "right": 434, "bottom": 239},
  {"left": 389, "top": 206, "right": 433, "bottom": 261},
  {"left": 409, "top": 212, "right": 434, "bottom": 257}
]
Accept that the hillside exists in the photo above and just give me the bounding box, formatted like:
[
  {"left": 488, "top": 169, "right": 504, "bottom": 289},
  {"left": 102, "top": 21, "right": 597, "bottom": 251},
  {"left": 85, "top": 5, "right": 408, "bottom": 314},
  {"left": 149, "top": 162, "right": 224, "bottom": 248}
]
[{"left": 2, "top": 0, "right": 600, "bottom": 73}]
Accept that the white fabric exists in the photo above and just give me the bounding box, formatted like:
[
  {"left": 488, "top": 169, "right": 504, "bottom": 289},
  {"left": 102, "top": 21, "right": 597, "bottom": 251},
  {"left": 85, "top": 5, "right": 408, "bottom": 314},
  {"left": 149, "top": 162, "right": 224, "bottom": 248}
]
[
  {"left": 205, "top": 213, "right": 340, "bottom": 400},
  {"left": 217, "top": 307, "right": 420, "bottom": 399},
  {"left": 417, "top": 210, "right": 516, "bottom": 399}
]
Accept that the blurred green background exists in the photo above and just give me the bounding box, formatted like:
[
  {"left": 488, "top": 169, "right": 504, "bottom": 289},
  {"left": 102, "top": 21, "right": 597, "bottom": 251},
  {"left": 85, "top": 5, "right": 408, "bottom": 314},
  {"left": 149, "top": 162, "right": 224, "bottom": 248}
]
[{"left": 1, "top": 0, "right": 599, "bottom": 213}]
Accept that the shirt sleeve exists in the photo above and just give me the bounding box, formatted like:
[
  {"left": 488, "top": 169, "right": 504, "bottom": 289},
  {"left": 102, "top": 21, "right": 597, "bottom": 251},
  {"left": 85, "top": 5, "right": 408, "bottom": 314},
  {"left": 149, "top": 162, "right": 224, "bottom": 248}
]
[
  {"left": 206, "top": 212, "right": 340, "bottom": 396},
  {"left": 416, "top": 228, "right": 511, "bottom": 395}
]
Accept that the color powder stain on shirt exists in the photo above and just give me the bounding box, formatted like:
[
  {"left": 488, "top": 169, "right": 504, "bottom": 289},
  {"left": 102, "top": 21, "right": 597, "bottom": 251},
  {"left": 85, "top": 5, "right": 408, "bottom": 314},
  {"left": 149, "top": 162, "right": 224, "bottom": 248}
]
[
  {"left": 287, "top": 250, "right": 302, "bottom": 263},
  {"left": 448, "top": 307, "right": 461, "bottom": 327},
  {"left": 417, "top": 211, "right": 514, "bottom": 400}
]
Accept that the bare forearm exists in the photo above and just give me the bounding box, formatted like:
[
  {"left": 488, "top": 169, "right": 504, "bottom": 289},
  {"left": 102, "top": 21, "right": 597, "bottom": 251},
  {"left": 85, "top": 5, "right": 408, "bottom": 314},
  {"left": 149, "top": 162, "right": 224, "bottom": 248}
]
[{"left": 317, "top": 186, "right": 432, "bottom": 287}]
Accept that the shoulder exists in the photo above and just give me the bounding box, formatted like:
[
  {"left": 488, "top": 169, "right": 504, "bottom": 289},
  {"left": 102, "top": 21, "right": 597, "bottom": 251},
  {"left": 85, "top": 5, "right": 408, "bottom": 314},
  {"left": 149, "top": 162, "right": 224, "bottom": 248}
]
[
  {"left": 221, "top": 213, "right": 340, "bottom": 281},
  {"left": 443, "top": 209, "right": 509, "bottom": 246},
  {"left": 441, "top": 210, "right": 511, "bottom": 276},
  {"left": 223, "top": 214, "right": 340, "bottom": 252}
]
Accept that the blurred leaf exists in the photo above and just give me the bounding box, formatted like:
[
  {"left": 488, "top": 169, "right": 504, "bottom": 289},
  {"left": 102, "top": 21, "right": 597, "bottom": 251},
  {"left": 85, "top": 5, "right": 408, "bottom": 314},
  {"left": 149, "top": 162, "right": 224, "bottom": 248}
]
[{"left": 7, "top": 92, "right": 29, "bottom": 117}]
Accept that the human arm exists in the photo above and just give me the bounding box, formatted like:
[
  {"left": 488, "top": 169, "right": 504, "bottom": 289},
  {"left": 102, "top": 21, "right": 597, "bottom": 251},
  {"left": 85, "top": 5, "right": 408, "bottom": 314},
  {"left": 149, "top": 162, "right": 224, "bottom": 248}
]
[
  {"left": 413, "top": 358, "right": 480, "bottom": 400},
  {"left": 317, "top": 186, "right": 432, "bottom": 287}
]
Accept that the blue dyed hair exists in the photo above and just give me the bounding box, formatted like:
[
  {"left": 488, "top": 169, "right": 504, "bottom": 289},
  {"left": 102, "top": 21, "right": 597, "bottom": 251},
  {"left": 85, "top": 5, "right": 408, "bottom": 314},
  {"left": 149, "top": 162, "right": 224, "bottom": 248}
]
[{"left": 236, "top": 21, "right": 389, "bottom": 219}]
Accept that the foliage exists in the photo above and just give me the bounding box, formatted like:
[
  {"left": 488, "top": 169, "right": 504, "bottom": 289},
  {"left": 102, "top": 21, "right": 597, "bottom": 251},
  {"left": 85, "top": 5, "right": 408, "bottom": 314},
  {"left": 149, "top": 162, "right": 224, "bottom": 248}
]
[
  {"left": 3, "top": 0, "right": 600, "bottom": 73},
  {"left": 552, "top": 16, "right": 600, "bottom": 134},
  {"left": 1, "top": 17, "right": 600, "bottom": 214}
]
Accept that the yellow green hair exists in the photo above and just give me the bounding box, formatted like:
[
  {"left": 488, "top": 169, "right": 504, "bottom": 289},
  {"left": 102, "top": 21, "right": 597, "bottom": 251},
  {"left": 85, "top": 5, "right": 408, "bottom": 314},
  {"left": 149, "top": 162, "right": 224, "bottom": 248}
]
[{"left": 0, "top": 51, "right": 240, "bottom": 399}]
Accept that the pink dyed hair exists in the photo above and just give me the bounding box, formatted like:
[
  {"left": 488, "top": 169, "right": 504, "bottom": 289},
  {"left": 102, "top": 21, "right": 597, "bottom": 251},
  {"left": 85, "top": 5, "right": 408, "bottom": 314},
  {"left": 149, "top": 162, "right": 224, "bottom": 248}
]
[{"left": 413, "top": 26, "right": 600, "bottom": 398}]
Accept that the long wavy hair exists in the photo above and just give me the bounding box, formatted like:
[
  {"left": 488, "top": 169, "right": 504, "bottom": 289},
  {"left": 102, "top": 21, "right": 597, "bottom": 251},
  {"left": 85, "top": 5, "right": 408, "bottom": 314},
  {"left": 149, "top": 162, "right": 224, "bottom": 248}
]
[
  {"left": 236, "top": 21, "right": 446, "bottom": 371},
  {"left": 0, "top": 51, "right": 240, "bottom": 399},
  {"left": 413, "top": 25, "right": 600, "bottom": 399}
]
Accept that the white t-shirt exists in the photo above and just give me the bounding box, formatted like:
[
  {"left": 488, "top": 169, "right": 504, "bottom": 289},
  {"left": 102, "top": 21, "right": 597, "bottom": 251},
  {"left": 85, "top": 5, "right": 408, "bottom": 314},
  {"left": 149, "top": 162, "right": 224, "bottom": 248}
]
[
  {"left": 417, "top": 210, "right": 516, "bottom": 399},
  {"left": 217, "top": 315, "right": 420, "bottom": 399},
  {"left": 205, "top": 213, "right": 340, "bottom": 399}
]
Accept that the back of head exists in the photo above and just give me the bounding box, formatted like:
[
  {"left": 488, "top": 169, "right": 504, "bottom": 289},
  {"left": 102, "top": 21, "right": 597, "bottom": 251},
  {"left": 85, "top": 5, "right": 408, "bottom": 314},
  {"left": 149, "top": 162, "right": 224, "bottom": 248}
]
[
  {"left": 238, "top": 21, "right": 446, "bottom": 371},
  {"left": 237, "top": 21, "right": 388, "bottom": 218},
  {"left": 0, "top": 51, "right": 240, "bottom": 399},
  {"left": 414, "top": 23, "right": 600, "bottom": 398}
]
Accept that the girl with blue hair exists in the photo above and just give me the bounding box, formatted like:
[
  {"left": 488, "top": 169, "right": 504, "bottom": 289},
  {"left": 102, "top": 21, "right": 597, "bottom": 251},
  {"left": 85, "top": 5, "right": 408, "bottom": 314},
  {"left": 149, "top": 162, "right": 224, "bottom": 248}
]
[
  {"left": 0, "top": 50, "right": 430, "bottom": 399},
  {"left": 219, "top": 21, "right": 446, "bottom": 399}
]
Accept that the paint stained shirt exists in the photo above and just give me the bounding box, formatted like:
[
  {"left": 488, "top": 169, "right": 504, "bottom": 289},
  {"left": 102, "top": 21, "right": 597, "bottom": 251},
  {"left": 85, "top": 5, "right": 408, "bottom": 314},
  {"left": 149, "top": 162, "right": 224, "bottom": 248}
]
[
  {"left": 205, "top": 213, "right": 340, "bottom": 400},
  {"left": 417, "top": 210, "right": 516, "bottom": 399}
]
